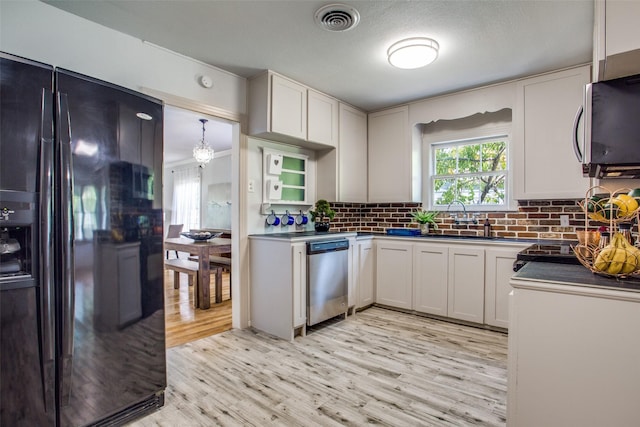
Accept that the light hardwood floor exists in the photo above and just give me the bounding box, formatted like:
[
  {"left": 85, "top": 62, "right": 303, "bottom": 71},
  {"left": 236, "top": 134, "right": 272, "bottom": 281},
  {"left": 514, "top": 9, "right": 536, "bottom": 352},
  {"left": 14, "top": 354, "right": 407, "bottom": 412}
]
[
  {"left": 164, "top": 269, "right": 232, "bottom": 348},
  {"left": 131, "top": 306, "right": 508, "bottom": 426}
]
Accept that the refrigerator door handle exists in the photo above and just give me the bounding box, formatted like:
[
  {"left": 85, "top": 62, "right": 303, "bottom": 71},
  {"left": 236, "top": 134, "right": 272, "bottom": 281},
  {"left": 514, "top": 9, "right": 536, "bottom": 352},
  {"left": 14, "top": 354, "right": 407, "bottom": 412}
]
[
  {"left": 39, "top": 88, "right": 56, "bottom": 413},
  {"left": 57, "top": 92, "right": 75, "bottom": 406}
]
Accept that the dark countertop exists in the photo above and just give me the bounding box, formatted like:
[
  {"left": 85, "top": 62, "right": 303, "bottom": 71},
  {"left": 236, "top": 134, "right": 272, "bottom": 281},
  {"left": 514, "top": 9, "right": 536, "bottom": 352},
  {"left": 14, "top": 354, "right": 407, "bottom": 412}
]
[
  {"left": 513, "top": 261, "right": 640, "bottom": 293},
  {"left": 249, "top": 231, "right": 357, "bottom": 240},
  {"left": 376, "top": 232, "right": 568, "bottom": 245},
  {"left": 250, "top": 231, "right": 571, "bottom": 246}
]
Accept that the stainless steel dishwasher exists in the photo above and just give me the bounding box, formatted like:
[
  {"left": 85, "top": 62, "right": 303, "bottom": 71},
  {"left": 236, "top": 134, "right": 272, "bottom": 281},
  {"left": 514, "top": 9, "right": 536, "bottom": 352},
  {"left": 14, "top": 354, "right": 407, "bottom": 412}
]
[{"left": 306, "top": 239, "right": 349, "bottom": 326}]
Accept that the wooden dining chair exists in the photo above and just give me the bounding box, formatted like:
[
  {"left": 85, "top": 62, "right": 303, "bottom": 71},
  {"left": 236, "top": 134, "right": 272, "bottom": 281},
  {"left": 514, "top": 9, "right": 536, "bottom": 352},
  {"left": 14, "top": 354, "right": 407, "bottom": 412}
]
[{"left": 165, "top": 224, "right": 184, "bottom": 259}]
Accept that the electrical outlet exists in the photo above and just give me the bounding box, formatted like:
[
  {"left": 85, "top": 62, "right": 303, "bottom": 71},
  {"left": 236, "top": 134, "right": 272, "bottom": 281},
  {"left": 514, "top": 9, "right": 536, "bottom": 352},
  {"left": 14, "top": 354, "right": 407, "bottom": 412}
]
[
  {"left": 248, "top": 179, "right": 255, "bottom": 193},
  {"left": 560, "top": 214, "right": 570, "bottom": 227}
]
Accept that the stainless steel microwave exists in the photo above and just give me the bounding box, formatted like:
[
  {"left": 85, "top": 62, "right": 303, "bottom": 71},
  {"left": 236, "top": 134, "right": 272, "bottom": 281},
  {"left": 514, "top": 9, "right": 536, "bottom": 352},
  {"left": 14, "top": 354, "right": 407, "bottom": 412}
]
[{"left": 574, "top": 73, "right": 640, "bottom": 178}]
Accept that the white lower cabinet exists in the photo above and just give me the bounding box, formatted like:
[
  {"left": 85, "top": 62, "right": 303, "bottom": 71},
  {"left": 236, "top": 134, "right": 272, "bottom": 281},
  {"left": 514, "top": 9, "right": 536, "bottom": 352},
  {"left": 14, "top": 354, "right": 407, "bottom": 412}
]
[
  {"left": 375, "top": 241, "right": 413, "bottom": 309},
  {"left": 355, "top": 238, "right": 374, "bottom": 309},
  {"left": 412, "top": 243, "right": 485, "bottom": 323},
  {"left": 484, "top": 246, "right": 527, "bottom": 328},
  {"left": 447, "top": 246, "right": 485, "bottom": 323},
  {"left": 291, "top": 242, "right": 307, "bottom": 328},
  {"left": 376, "top": 239, "right": 528, "bottom": 328},
  {"left": 250, "top": 234, "right": 357, "bottom": 340},
  {"left": 508, "top": 284, "right": 640, "bottom": 426},
  {"left": 413, "top": 243, "right": 448, "bottom": 316},
  {"left": 249, "top": 238, "right": 307, "bottom": 341}
]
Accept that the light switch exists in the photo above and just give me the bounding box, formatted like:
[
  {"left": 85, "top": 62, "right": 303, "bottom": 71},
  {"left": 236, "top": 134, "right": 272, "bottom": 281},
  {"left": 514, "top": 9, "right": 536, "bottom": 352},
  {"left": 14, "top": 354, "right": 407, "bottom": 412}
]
[{"left": 560, "top": 215, "right": 570, "bottom": 227}]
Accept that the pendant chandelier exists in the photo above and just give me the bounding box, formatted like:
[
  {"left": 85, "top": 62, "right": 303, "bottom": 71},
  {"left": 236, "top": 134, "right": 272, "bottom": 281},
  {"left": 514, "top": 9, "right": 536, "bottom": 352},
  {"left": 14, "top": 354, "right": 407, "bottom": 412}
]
[{"left": 193, "top": 118, "right": 215, "bottom": 166}]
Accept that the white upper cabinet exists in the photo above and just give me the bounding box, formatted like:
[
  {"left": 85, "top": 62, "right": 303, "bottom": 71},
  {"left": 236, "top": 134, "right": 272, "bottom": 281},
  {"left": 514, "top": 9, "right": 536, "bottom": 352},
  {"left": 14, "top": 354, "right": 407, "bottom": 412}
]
[
  {"left": 249, "top": 72, "right": 305, "bottom": 143},
  {"left": 315, "top": 101, "right": 367, "bottom": 203},
  {"left": 249, "top": 71, "right": 338, "bottom": 149},
  {"left": 338, "top": 103, "right": 368, "bottom": 202},
  {"left": 307, "top": 89, "right": 339, "bottom": 147},
  {"left": 593, "top": 0, "right": 640, "bottom": 81},
  {"left": 368, "top": 105, "right": 412, "bottom": 202},
  {"left": 271, "top": 74, "right": 307, "bottom": 140},
  {"left": 513, "top": 66, "right": 591, "bottom": 200}
]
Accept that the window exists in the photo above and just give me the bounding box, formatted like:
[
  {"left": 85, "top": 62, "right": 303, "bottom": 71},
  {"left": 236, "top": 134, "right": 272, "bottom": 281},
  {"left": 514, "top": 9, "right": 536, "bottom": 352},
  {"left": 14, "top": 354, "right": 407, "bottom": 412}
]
[
  {"left": 431, "top": 135, "right": 508, "bottom": 209},
  {"left": 171, "top": 166, "right": 201, "bottom": 230},
  {"left": 73, "top": 184, "right": 98, "bottom": 240}
]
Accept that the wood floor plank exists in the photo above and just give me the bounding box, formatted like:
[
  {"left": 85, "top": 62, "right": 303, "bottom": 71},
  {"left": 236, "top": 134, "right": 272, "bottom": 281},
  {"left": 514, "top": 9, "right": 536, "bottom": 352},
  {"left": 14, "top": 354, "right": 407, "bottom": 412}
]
[
  {"left": 164, "top": 269, "right": 232, "bottom": 348},
  {"left": 128, "top": 307, "right": 507, "bottom": 426}
]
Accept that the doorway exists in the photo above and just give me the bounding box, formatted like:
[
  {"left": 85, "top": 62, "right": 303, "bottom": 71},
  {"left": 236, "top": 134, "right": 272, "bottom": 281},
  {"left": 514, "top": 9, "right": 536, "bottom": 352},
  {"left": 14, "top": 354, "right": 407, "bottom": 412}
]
[{"left": 162, "top": 104, "right": 238, "bottom": 347}]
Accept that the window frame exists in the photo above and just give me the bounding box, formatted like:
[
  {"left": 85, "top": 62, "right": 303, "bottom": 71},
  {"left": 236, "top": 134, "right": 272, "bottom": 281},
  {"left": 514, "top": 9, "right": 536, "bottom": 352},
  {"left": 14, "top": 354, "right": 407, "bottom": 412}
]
[{"left": 424, "top": 125, "right": 515, "bottom": 212}]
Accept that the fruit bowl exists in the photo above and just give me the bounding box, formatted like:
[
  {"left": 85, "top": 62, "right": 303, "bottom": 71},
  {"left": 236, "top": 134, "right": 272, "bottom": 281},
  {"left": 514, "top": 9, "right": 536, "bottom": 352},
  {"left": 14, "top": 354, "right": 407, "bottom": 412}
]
[
  {"left": 573, "top": 232, "right": 640, "bottom": 279},
  {"left": 580, "top": 188, "right": 640, "bottom": 224},
  {"left": 180, "top": 231, "right": 223, "bottom": 241}
]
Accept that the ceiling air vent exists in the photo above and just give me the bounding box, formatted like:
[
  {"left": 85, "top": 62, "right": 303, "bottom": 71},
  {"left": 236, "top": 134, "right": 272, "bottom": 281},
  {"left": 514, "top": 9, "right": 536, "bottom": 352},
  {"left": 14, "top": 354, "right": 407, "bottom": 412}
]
[{"left": 314, "top": 4, "right": 360, "bottom": 32}]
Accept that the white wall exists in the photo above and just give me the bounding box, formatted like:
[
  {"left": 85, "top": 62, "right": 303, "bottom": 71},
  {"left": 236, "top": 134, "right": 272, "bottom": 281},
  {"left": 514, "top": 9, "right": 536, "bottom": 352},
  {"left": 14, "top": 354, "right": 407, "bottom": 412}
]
[
  {"left": 163, "top": 152, "right": 232, "bottom": 230},
  {"left": 0, "top": 0, "right": 246, "bottom": 115},
  {"left": 201, "top": 152, "right": 232, "bottom": 230}
]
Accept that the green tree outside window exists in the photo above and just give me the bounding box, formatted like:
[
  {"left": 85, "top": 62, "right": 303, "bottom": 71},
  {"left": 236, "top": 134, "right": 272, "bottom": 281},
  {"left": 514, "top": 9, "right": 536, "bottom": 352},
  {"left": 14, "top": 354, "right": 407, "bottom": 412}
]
[{"left": 432, "top": 138, "right": 507, "bottom": 207}]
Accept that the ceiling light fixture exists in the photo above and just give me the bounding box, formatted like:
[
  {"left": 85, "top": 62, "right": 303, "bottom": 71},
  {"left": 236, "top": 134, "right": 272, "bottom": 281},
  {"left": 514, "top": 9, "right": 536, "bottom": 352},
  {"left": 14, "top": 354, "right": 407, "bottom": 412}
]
[
  {"left": 387, "top": 37, "right": 439, "bottom": 69},
  {"left": 193, "top": 118, "right": 214, "bottom": 166}
]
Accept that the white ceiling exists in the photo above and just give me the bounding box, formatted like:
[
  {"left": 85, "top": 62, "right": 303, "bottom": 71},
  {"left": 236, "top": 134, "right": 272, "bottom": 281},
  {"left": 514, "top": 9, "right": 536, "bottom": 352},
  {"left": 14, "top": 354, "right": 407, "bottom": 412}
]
[
  {"left": 45, "top": 0, "right": 594, "bottom": 161},
  {"left": 163, "top": 105, "right": 233, "bottom": 164}
]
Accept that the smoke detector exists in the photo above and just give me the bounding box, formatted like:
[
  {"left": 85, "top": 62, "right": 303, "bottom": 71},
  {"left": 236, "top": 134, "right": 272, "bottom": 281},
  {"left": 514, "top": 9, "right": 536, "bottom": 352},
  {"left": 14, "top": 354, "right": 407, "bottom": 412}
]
[{"left": 314, "top": 4, "right": 360, "bottom": 32}]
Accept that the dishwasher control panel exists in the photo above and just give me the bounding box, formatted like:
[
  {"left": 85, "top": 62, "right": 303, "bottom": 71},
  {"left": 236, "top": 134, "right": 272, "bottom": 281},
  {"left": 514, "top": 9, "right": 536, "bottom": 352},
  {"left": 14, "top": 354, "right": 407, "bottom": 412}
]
[{"left": 307, "top": 239, "right": 349, "bottom": 254}]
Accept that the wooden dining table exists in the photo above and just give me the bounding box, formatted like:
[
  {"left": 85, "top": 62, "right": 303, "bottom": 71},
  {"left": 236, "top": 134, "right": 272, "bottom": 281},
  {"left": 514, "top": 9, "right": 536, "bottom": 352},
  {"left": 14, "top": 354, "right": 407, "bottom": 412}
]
[{"left": 164, "top": 237, "right": 231, "bottom": 309}]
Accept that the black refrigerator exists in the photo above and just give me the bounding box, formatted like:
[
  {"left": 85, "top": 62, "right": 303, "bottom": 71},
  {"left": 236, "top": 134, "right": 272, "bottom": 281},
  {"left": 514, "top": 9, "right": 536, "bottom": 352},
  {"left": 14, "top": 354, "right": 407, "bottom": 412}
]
[{"left": 0, "top": 52, "right": 166, "bottom": 426}]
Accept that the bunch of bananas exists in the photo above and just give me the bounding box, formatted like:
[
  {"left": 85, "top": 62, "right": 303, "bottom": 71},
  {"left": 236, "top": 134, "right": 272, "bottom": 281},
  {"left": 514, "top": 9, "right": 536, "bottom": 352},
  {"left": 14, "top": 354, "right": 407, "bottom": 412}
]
[{"left": 593, "top": 232, "right": 640, "bottom": 275}]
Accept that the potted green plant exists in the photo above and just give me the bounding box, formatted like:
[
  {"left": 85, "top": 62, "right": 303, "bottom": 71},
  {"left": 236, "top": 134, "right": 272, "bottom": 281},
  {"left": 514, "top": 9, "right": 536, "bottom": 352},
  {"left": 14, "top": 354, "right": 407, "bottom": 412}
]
[
  {"left": 309, "top": 199, "right": 336, "bottom": 232},
  {"left": 412, "top": 209, "right": 439, "bottom": 234}
]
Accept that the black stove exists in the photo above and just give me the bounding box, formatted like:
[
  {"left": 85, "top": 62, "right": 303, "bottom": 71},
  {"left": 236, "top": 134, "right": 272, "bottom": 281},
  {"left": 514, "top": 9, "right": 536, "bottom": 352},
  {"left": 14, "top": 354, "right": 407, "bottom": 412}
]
[{"left": 514, "top": 241, "right": 580, "bottom": 271}]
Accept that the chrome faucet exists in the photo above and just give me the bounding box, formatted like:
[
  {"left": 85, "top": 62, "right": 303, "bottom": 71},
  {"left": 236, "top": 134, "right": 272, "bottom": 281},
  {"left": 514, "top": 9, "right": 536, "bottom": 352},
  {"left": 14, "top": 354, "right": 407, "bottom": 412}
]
[{"left": 446, "top": 200, "right": 478, "bottom": 224}]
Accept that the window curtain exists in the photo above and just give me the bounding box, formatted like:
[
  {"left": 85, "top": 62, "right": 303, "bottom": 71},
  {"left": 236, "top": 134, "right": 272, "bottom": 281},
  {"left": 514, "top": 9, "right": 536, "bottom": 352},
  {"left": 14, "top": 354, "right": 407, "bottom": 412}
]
[{"left": 171, "top": 166, "right": 201, "bottom": 230}]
